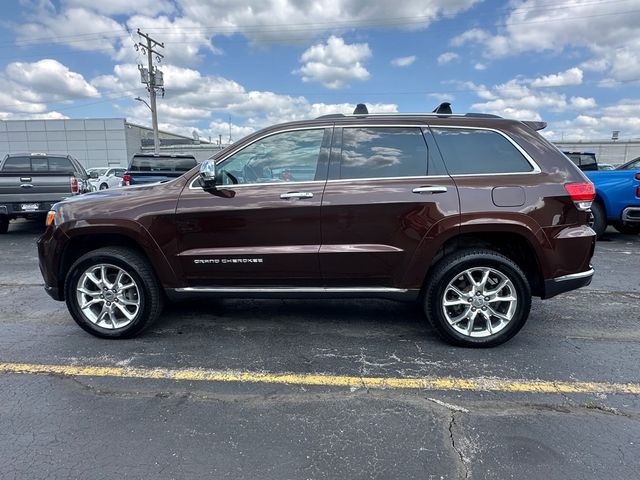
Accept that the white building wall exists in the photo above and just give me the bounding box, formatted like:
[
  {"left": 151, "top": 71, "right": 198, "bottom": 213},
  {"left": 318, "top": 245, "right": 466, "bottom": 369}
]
[{"left": 0, "top": 118, "right": 129, "bottom": 168}]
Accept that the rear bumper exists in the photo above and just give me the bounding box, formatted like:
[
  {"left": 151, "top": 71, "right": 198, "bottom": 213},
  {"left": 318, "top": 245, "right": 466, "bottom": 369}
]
[
  {"left": 0, "top": 201, "right": 59, "bottom": 216},
  {"left": 543, "top": 267, "right": 594, "bottom": 299},
  {"left": 622, "top": 207, "right": 640, "bottom": 223}
]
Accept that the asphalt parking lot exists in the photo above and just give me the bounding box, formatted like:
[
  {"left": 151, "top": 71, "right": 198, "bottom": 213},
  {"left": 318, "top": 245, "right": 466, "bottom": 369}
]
[{"left": 1, "top": 220, "right": 639, "bottom": 479}]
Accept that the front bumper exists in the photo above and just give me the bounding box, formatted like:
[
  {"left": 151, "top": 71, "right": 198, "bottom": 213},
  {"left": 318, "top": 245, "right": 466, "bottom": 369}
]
[
  {"left": 37, "top": 226, "right": 68, "bottom": 301},
  {"left": 543, "top": 267, "right": 594, "bottom": 299}
]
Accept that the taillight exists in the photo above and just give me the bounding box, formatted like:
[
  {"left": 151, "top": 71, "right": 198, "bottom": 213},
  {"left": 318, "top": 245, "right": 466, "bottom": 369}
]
[
  {"left": 122, "top": 174, "right": 131, "bottom": 186},
  {"left": 636, "top": 186, "right": 640, "bottom": 198},
  {"left": 635, "top": 173, "right": 640, "bottom": 181},
  {"left": 565, "top": 182, "right": 595, "bottom": 211},
  {"left": 70, "top": 176, "right": 79, "bottom": 194}
]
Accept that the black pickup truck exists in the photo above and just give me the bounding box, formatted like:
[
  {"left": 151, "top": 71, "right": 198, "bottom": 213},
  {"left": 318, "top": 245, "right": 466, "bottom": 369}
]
[
  {"left": 122, "top": 153, "right": 198, "bottom": 186},
  {"left": 0, "top": 153, "right": 89, "bottom": 233}
]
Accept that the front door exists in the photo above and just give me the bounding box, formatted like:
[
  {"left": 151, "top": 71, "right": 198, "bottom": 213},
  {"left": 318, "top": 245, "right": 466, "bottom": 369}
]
[
  {"left": 320, "top": 125, "right": 459, "bottom": 288},
  {"left": 175, "top": 127, "right": 332, "bottom": 287}
]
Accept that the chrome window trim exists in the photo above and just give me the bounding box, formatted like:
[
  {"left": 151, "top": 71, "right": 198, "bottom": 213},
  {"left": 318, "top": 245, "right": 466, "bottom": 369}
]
[
  {"left": 326, "top": 175, "right": 450, "bottom": 184},
  {"left": 188, "top": 125, "right": 333, "bottom": 190},
  {"left": 429, "top": 125, "right": 542, "bottom": 176}
]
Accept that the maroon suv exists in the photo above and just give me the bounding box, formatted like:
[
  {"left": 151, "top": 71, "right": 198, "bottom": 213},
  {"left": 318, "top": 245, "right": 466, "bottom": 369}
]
[{"left": 37, "top": 108, "right": 596, "bottom": 347}]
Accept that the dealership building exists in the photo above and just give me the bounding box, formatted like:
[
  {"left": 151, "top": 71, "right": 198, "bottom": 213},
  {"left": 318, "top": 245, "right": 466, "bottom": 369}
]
[{"left": 0, "top": 118, "right": 224, "bottom": 169}]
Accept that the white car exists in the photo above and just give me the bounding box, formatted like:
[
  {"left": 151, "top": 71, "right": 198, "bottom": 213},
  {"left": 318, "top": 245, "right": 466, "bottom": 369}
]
[
  {"left": 86, "top": 167, "right": 109, "bottom": 191},
  {"left": 95, "top": 167, "right": 127, "bottom": 190}
]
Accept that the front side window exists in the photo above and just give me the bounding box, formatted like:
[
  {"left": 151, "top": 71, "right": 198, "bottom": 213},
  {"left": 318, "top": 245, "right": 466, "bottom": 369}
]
[
  {"left": 339, "top": 127, "right": 428, "bottom": 179},
  {"left": 432, "top": 128, "right": 534, "bottom": 175},
  {"left": 217, "top": 129, "right": 326, "bottom": 185}
]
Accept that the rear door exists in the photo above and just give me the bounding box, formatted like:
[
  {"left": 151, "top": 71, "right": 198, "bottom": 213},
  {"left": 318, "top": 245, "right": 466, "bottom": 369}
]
[{"left": 319, "top": 125, "right": 459, "bottom": 288}]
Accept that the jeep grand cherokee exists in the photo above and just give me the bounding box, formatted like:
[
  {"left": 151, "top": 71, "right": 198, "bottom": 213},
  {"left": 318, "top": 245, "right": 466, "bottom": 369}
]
[{"left": 37, "top": 106, "right": 596, "bottom": 347}]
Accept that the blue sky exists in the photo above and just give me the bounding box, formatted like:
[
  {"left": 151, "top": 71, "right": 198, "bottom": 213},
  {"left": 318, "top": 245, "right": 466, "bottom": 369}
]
[{"left": 0, "top": 0, "right": 639, "bottom": 141}]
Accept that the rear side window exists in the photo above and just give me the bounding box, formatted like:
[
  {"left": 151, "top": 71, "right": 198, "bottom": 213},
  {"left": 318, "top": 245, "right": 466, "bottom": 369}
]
[
  {"left": 130, "top": 156, "right": 197, "bottom": 172},
  {"left": 432, "top": 128, "right": 533, "bottom": 175},
  {"left": 339, "top": 127, "right": 428, "bottom": 179}
]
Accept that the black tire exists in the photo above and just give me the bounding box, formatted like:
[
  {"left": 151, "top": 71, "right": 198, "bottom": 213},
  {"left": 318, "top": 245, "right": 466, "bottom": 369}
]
[
  {"left": 424, "top": 249, "right": 532, "bottom": 348},
  {"left": 99, "top": 183, "right": 108, "bottom": 190},
  {"left": 612, "top": 223, "right": 640, "bottom": 235},
  {"left": 0, "top": 215, "right": 8, "bottom": 234},
  {"left": 589, "top": 201, "right": 607, "bottom": 239},
  {"left": 64, "top": 247, "right": 163, "bottom": 338}
]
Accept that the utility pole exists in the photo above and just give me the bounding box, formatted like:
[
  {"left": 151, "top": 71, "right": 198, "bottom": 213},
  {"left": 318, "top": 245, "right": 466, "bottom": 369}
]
[{"left": 136, "top": 29, "right": 164, "bottom": 154}]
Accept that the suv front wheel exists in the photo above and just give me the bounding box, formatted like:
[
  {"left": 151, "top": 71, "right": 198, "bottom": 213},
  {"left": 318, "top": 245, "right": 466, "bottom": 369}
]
[
  {"left": 424, "top": 249, "right": 531, "bottom": 348},
  {"left": 64, "top": 247, "right": 164, "bottom": 338}
]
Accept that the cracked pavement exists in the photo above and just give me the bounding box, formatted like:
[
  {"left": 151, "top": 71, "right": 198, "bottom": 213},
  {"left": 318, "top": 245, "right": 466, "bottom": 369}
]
[{"left": 0, "top": 220, "right": 639, "bottom": 479}]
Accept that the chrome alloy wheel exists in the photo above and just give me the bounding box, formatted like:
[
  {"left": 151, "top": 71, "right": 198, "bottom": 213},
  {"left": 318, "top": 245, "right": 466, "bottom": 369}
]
[
  {"left": 76, "top": 264, "right": 140, "bottom": 329},
  {"left": 441, "top": 267, "right": 518, "bottom": 338}
]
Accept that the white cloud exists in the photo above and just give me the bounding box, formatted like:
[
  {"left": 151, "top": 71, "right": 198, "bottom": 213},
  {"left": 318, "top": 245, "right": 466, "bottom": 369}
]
[
  {"left": 531, "top": 68, "right": 583, "bottom": 88},
  {"left": 546, "top": 100, "right": 640, "bottom": 141},
  {"left": 16, "top": 7, "right": 127, "bottom": 56},
  {"left": 0, "top": 59, "right": 98, "bottom": 120},
  {"left": 474, "top": 63, "right": 487, "bottom": 71},
  {"left": 119, "top": 15, "right": 220, "bottom": 66},
  {"left": 7, "top": 59, "right": 99, "bottom": 100},
  {"left": 570, "top": 96, "right": 597, "bottom": 109},
  {"left": 98, "top": 63, "right": 397, "bottom": 131},
  {"left": 464, "top": 77, "right": 597, "bottom": 121},
  {"left": 437, "top": 52, "right": 459, "bottom": 65},
  {"left": 62, "top": 0, "right": 174, "bottom": 16},
  {"left": 451, "top": 0, "right": 640, "bottom": 83},
  {"left": 391, "top": 55, "right": 416, "bottom": 67},
  {"left": 295, "top": 36, "right": 371, "bottom": 89},
  {"left": 178, "top": 0, "right": 480, "bottom": 44}
]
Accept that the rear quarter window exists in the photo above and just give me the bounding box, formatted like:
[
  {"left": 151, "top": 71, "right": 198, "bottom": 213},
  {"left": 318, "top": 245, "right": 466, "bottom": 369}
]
[
  {"left": 431, "top": 128, "right": 534, "bottom": 175},
  {"left": 130, "top": 156, "right": 197, "bottom": 172}
]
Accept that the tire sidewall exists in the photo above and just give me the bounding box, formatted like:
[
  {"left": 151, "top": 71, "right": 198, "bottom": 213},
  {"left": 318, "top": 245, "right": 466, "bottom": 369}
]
[
  {"left": 427, "top": 254, "right": 531, "bottom": 347},
  {"left": 65, "top": 252, "right": 152, "bottom": 338}
]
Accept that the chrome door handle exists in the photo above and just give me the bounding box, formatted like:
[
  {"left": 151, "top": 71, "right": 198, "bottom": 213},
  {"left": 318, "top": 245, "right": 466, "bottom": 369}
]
[
  {"left": 412, "top": 186, "right": 448, "bottom": 194},
  {"left": 20, "top": 184, "right": 34, "bottom": 188},
  {"left": 280, "top": 191, "right": 314, "bottom": 199}
]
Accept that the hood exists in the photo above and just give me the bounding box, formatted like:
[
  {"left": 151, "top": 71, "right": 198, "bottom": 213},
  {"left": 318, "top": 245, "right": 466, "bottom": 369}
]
[{"left": 54, "top": 182, "right": 176, "bottom": 225}]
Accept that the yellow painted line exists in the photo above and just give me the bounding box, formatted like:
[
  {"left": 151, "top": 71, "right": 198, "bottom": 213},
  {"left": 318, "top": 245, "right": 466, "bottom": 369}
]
[{"left": 1, "top": 361, "right": 639, "bottom": 395}]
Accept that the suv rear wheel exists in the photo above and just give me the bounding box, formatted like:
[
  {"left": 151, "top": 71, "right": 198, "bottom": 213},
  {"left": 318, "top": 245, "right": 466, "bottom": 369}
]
[
  {"left": 64, "top": 247, "right": 163, "bottom": 338},
  {"left": 424, "top": 249, "right": 532, "bottom": 348}
]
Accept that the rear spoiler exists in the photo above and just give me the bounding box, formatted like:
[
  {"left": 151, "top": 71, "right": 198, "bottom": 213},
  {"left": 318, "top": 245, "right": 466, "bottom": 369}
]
[{"left": 522, "top": 121, "right": 547, "bottom": 131}]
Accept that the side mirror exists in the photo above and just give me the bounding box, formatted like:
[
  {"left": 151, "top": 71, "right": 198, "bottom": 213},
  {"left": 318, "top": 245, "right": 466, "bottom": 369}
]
[{"left": 199, "top": 159, "right": 217, "bottom": 189}]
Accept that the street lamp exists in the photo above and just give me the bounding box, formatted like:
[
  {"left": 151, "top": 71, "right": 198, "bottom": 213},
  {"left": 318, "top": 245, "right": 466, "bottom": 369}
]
[{"left": 134, "top": 96, "right": 151, "bottom": 111}]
